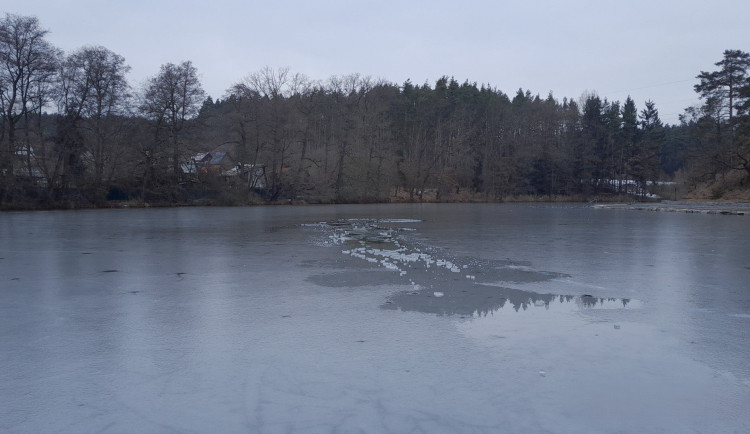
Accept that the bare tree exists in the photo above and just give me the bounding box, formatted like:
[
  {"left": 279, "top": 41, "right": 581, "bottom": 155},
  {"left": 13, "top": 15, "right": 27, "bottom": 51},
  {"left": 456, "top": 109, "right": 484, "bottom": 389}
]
[
  {"left": 229, "top": 67, "right": 305, "bottom": 198},
  {"left": 242, "top": 66, "right": 291, "bottom": 99},
  {"left": 54, "top": 46, "right": 130, "bottom": 200},
  {"left": 140, "top": 61, "right": 205, "bottom": 183},
  {"left": 0, "top": 14, "right": 58, "bottom": 195}
]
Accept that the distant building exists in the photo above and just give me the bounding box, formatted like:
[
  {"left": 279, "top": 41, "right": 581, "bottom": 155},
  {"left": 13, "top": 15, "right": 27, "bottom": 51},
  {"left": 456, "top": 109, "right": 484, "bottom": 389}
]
[
  {"left": 222, "top": 164, "right": 266, "bottom": 189},
  {"left": 183, "top": 146, "right": 266, "bottom": 189},
  {"left": 183, "top": 151, "right": 235, "bottom": 174},
  {"left": 12, "top": 146, "right": 47, "bottom": 186}
]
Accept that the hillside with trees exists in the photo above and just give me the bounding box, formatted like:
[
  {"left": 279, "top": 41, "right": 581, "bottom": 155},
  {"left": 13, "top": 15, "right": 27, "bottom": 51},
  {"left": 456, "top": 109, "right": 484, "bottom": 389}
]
[{"left": 1, "top": 13, "right": 748, "bottom": 209}]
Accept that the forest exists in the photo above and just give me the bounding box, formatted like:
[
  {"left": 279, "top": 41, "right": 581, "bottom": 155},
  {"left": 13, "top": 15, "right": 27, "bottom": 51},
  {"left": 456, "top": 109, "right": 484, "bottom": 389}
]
[{"left": 2, "top": 13, "right": 749, "bottom": 209}]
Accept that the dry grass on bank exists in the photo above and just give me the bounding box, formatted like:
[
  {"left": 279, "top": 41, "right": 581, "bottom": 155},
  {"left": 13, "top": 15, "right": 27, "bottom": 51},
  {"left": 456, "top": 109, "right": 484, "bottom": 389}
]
[{"left": 686, "top": 171, "right": 750, "bottom": 202}]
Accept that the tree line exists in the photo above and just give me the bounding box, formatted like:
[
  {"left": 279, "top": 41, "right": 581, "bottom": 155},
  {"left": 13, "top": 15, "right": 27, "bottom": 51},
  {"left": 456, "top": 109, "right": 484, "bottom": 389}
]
[{"left": 1, "top": 13, "right": 748, "bottom": 208}]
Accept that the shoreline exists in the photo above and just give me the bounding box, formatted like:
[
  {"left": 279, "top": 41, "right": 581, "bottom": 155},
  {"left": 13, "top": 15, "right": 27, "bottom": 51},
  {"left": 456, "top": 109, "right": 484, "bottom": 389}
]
[
  {"left": 2, "top": 196, "right": 750, "bottom": 214},
  {"left": 592, "top": 200, "right": 749, "bottom": 215}
]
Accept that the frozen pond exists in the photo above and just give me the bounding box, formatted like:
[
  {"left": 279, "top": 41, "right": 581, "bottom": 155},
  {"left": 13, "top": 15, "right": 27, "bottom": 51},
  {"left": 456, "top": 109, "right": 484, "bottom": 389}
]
[{"left": 1, "top": 203, "right": 749, "bottom": 433}]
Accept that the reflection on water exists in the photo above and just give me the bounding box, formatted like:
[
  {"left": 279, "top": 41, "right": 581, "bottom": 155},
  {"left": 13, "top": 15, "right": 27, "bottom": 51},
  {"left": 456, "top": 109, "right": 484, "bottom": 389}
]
[
  {"left": 382, "top": 284, "right": 639, "bottom": 317},
  {"left": 388, "top": 285, "right": 641, "bottom": 317},
  {"left": 304, "top": 218, "right": 639, "bottom": 317}
]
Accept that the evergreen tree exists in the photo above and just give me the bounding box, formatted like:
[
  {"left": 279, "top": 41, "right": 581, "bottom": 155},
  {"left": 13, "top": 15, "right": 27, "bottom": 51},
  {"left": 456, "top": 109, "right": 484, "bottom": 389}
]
[
  {"left": 631, "top": 101, "right": 663, "bottom": 195},
  {"left": 621, "top": 97, "right": 639, "bottom": 189},
  {"left": 695, "top": 50, "right": 750, "bottom": 127},
  {"left": 579, "top": 94, "right": 607, "bottom": 192},
  {"left": 693, "top": 50, "right": 750, "bottom": 177}
]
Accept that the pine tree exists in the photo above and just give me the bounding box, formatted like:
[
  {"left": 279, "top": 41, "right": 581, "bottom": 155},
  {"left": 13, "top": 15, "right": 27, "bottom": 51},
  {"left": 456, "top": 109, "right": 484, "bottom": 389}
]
[
  {"left": 695, "top": 50, "right": 750, "bottom": 130},
  {"left": 694, "top": 50, "right": 750, "bottom": 176}
]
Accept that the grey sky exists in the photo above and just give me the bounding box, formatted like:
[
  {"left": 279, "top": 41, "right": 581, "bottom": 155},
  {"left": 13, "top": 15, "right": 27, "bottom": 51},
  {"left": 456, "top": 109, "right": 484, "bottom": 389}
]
[{"left": 8, "top": 0, "right": 750, "bottom": 124}]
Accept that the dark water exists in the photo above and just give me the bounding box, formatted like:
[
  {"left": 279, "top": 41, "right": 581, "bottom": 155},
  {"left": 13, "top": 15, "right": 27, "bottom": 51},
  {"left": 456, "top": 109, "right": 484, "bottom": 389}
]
[{"left": 1, "top": 204, "right": 749, "bottom": 433}]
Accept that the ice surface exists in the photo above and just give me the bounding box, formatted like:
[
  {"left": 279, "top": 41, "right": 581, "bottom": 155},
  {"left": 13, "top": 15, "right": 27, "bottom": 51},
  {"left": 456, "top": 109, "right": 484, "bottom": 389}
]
[{"left": 1, "top": 204, "right": 749, "bottom": 433}]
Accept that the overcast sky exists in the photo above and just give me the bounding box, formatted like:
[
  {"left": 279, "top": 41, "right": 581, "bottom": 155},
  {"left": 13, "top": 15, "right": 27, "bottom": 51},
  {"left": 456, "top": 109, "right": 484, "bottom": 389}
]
[{"left": 8, "top": 0, "right": 750, "bottom": 124}]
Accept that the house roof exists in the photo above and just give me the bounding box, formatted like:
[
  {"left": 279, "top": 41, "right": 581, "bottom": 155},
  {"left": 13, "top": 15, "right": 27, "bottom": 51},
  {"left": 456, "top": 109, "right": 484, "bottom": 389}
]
[
  {"left": 211, "top": 142, "right": 240, "bottom": 155},
  {"left": 194, "top": 153, "right": 211, "bottom": 162},
  {"left": 208, "top": 152, "right": 228, "bottom": 165}
]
